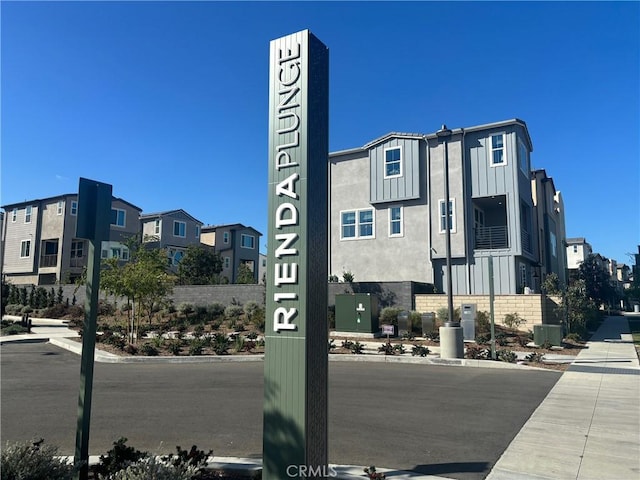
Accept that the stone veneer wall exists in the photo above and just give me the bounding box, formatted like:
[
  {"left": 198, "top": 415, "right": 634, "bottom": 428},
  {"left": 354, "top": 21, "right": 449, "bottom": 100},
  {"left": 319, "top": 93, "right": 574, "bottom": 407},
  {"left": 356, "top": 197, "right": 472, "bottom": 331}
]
[{"left": 414, "top": 294, "right": 563, "bottom": 331}]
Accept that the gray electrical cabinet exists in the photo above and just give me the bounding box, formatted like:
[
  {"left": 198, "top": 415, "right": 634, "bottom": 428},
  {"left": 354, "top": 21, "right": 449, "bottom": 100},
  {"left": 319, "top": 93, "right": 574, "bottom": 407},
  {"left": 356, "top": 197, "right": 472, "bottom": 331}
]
[
  {"left": 421, "top": 312, "right": 436, "bottom": 336},
  {"left": 335, "top": 294, "right": 379, "bottom": 333},
  {"left": 398, "top": 311, "right": 410, "bottom": 337},
  {"left": 460, "top": 303, "right": 477, "bottom": 341}
]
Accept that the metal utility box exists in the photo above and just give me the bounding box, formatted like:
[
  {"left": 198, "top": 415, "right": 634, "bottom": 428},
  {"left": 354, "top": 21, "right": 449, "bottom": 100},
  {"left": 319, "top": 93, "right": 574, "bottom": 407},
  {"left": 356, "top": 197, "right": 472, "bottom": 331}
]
[
  {"left": 460, "top": 303, "right": 477, "bottom": 341},
  {"left": 397, "top": 311, "right": 410, "bottom": 337},
  {"left": 421, "top": 312, "right": 435, "bottom": 336},
  {"left": 335, "top": 294, "right": 379, "bottom": 334},
  {"left": 534, "top": 324, "right": 563, "bottom": 347}
]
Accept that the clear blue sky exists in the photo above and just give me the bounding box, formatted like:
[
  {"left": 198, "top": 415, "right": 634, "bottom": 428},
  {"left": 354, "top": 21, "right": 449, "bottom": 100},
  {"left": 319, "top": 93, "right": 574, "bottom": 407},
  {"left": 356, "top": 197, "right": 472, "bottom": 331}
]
[{"left": 2, "top": 1, "right": 639, "bottom": 264}]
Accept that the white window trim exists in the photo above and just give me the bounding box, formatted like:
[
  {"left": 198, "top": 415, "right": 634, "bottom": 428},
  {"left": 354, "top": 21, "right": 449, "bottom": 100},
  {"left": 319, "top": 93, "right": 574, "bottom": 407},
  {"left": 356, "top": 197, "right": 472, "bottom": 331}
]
[
  {"left": 25, "top": 206, "right": 32, "bottom": 224},
  {"left": 20, "top": 239, "right": 31, "bottom": 258},
  {"left": 340, "top": 208, "right": 376, "bottom": 240},
  {"left": 71, "top": 201, "right": 78, "bottom": 216},
  {"left": 388, "top": 206, "right": 403, "bottom": 238},
  {"left": 438, "top": 199, "right": 457, "bottom": 234},
  {"left": 57, "top": 200, "right": 63, "bottom": 215},
  {"left": 111, "top": 208, "right": 126, "bottom": 227},
  {"left": 383, "top": 145, "right": 403, "bottom": 179},
  {"left": 490, "top": 133, "right": 507, "bottom": 167},
  {"left": 173, "top": 220, "right": 186, "bottom": 238},
  {"left": 241, "top": 234, "right": 255, "bottom": 249}
]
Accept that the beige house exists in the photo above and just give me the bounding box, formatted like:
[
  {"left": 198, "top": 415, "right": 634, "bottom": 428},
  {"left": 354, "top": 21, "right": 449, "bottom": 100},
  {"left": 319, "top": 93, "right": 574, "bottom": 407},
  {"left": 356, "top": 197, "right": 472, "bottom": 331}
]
[
  {"left": 1, "top": 194, "right": 141, "bottom": 285},
  {"left": 200, "top": 223, "right": 261, "bottom": 283}
]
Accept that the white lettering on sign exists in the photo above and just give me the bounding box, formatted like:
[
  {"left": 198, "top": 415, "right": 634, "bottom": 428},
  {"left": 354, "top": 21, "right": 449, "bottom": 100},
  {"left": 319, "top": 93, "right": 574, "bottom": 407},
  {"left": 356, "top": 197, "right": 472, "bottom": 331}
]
[{"left": 272, "top": 41, "right": 302, "bottom": 333}]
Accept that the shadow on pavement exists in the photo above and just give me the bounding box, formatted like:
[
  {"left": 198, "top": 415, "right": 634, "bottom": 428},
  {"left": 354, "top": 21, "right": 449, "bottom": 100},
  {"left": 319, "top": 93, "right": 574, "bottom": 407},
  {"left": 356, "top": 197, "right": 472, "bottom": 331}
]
[{"left": 411, "top": 461, "right": 490, "bottom": 476}]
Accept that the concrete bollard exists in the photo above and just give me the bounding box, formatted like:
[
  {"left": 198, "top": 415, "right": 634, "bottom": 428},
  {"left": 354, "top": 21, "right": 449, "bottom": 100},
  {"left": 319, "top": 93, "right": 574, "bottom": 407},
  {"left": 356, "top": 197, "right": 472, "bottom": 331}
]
[{"left": 439, "top": 323, "right": 464, "bottom": 359}]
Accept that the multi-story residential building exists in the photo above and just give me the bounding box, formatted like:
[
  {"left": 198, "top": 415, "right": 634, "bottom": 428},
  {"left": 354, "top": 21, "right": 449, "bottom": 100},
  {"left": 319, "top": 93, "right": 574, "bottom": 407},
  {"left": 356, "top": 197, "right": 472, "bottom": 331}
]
[
  {"left": 531, "top": 169, "right": 568, "bottom": 290},
  {"left": 140, "top": 209, "right": 203, "bottom": 270},
  {"left": 258, "top": 252, "right": 267, "bottom": 285},
  {"left": 329, "top": 118, "right": 566, "bottom": 295},
  {"left": 200, "top": 223, "right": 261, "bottom": 283},
  {"left": 566, "top": 237, "right": 593, "bottom": 270},
  {"left": 2, "top": 194, "right": 142, "bottom": 285}
]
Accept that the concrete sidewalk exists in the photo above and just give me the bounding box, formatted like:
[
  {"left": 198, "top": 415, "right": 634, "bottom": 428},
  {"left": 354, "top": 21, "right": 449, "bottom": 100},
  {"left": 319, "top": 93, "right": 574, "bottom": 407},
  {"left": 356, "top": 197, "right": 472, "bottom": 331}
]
[{"left": 486, "top": 315, "right": 640, "bottom": 480}]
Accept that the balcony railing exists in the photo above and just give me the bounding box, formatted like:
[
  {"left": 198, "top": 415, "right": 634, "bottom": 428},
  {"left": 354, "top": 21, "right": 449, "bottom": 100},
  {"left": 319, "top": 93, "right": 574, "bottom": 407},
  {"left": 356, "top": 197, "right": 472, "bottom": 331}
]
[
  {"left": 521, "top": 228, "right": 533, "bottom": 254},
  {"left": 475, "top": 226, "right": 509, "bottom": 250},
  {"left": 70, "top": 256, "right": 85, "bottom": 268},
  {"left": 39, "top": 254, "right": 58, "bottom": 268}
]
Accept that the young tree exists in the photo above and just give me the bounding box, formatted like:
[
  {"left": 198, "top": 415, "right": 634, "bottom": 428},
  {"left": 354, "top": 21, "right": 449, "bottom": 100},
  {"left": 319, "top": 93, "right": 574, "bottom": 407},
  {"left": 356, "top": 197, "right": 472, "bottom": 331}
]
[
  {"left": 177, "top": 245, "right": 223, "bottom": 285},
  {"left": 236, "top": 263, "right": 256, "bottom": 284},
  {"left": 577, "top": 254, "right": 615, "bottom": 308}
]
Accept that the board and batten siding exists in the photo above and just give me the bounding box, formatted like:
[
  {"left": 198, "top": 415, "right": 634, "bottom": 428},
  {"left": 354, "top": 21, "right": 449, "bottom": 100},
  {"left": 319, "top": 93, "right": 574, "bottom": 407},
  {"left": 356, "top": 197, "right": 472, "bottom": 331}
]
[
  {"left": 369, "top": 137, "right": 422, "bottom": 204},
  {"left": 3, "top": 204, "right": 39, "bottom": 274}
]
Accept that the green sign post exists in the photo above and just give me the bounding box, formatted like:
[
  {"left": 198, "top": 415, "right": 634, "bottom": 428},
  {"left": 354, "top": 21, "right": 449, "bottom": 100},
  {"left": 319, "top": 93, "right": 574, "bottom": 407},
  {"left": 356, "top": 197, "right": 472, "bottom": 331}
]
[
  {"left": 263, "top": 30, "right": 329, "bottom": 479},
  {"left": 74, "top": 178, "right": 112, "bottom": 480}
]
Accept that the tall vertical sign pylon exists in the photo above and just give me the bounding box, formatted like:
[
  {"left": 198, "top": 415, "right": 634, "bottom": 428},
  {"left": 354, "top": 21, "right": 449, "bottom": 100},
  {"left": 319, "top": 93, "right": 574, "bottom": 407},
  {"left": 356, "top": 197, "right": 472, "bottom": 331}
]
[{"left": 263, "top": 30, "right": 329, "bottom": 479}]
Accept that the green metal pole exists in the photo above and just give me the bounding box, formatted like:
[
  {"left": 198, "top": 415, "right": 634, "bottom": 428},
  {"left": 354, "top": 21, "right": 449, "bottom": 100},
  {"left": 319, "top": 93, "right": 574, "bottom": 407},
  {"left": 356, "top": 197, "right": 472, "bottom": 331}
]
[
  {"left": 489, "top": 256, "right": 496, "bottom": 360},
  {"left": 74, "top": 239, "right": 101, "bottom": 480}
]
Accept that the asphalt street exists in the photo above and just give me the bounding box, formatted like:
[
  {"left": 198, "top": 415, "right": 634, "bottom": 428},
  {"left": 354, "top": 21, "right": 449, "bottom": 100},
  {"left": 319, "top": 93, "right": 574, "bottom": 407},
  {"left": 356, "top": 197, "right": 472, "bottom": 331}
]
[{"left": 0, "top": 342, "right": 561, "bottom": 480}]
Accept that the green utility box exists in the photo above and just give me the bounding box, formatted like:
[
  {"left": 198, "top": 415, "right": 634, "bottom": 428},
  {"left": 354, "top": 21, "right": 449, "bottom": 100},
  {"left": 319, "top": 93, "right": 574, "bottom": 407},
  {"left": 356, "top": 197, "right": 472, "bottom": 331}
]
[
  {"left": 335, "top": 294, "right": 379, "bottom": 334},
  {"left": 534, "top": 324, "right": 563, "bottom": 347}
]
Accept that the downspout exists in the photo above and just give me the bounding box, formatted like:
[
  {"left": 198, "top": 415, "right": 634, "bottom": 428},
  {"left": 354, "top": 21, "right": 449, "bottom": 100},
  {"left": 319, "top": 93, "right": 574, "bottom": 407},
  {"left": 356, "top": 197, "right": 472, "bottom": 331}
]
[
  {"left": 423, "top": 135, "right": 433, "bottom": 287},
  {"left": 460, "top": 128, "right": 472, "bottom": 295}
]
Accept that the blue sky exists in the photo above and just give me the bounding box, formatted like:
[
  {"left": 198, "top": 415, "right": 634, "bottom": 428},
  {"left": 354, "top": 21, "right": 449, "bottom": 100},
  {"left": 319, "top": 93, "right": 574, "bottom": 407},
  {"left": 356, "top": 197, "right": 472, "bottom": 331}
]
[{"left": 2, "top": 1, "right": 638, "bottom": 264}]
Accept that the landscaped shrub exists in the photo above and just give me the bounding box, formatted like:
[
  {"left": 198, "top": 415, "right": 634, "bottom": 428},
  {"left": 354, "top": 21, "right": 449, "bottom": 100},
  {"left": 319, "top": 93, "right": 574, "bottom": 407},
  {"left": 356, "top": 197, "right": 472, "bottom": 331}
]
[
  {"left": 124, "top": 344, "right": 138, "bottom": 355},
  {"left": 525, "top": 352, "right": 545, "bottom": 363},
  {"left": 188, "top": 339, "right": 205, "bottom": 356},
  {"left": 101, "top": 456, "right": 198, "bottom": 480},
  {"left": 243, "top": 301, "right": 260, "bottom": 320},
  {"left": 411, "top": 344, "right": 430, "bottom": 357},
  {"left": 503, "top": 312, "right": 525, "bottom": 331},
  {"left": 140, "top": 343, "right": 159, "bottom": 356},
  {"left": 465, "top": 344, "right": 490, "bottom": 359},
  {"left": 497, "top": 349, "right": 517, "bottom": 363},
  {"left": 379, "top": 307, "right": 401, "bottom": 325},
  {"left": 4, "top": 303, "right": 22, "bottom": 315},
  {"left": 476, "top": 310, "right": 491, "bottom": 333},
  {"left": 167, "top": 340, "right": 182, "bottom": 356},
  {"left": 409, "top": 311, "right": 422, "bottom": 333},
  {"left": 350, "top": 341, "right": 365, "bottom": 354},
  {"left": 211, "top": 333, "right": 231, "bottom": 355},
  {"left": 1, "top": 438, "right": 74, "bottom": 480},
  {"left": 1, "top": 323, "right": 29, "bottom": 335},
  {"left": 224, "top": 305, "right": 243, "bottom": 321},
  {"left": 21, "top": 306, "right": 33, "bottom": 314},
  {"left": 205, "top": 303, "right": 225, "bottom": 320},
  {"left": 194, "top": 305, "right": 208, "bottom": 321},
  {"left": 178, "top": 302, "right": 195, "bottom": 320},
  {"left": 193, "top": 324, "right": 205, "bottom": 338},
  {"left": 95, "top": 437, "right": 146, "bottom": 478},
  {"left": 378, "top": 341, "right": 395, "bottom": 355}
]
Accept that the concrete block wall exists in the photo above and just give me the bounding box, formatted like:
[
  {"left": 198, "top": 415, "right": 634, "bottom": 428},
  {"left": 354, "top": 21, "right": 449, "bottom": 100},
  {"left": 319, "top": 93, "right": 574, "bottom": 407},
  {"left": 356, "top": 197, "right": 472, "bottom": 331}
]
[{"left": 414, "top": 294, "right": 561, "bottom": 331}]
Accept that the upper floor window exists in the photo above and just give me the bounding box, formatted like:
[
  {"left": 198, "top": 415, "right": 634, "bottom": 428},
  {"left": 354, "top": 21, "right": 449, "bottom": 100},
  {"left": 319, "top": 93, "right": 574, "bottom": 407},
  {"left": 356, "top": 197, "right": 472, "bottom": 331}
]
[
  {"left": 71, "top": 201, "right": 78, "bottom": 216},
  {"left": 518, "top": 139, "right": 529, "bottom": 173},
  {"left": 25, "top": 206, "right": 32, "bottom": 224},
  {"left": 241, "top": 234, "right": 255, "bottom": 249},
  {"left": 573, "top": 245, "right": 578, "bottom": 253},
  {"left": 389, "top": 206, "right": 403, "bottom": 237},
  {"left": 154, "top": 219, "right": 161, "bottom": 235},
  {"left": 550, "top": 231, "right": 557, "bottom": 258},
  {"left": 71, "top": 240, "right": 84, "bottom": 259},
  {"left": 223, "top": 232, "right": 230, "bottom": 244},
  {"left": 20, "top": 239, "right": 31, "bottom": 258},
  {"left": 490, "top": 134, "right": 506, "bottom": 166},
  {"left": 111, "top": 208, "right": 126, "bottom": 227},
  {"left": 195, "top": 225, "right": 200, "bottom": 239},
  {"left": 341, "top": 208, "right": 375, "bottom": 240},
  {"left": 57, "top": 200, "right": 63, "bottom": 215},
  {"left": 438, "top": 199, "right": 456, "bottom": 233},
  {"left": 11, "top": 208, "right": 17, "bottom": 222},
  {"left": 384, "top": 146, "right": 402, "bottom": 178},
  {"left": 173, "top": 221, "right": 186, "bottom": 238}
]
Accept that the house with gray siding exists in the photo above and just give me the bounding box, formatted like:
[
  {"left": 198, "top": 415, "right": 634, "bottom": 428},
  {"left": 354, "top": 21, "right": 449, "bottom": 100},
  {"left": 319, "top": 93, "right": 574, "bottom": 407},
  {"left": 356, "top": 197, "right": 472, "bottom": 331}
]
[
  {"left": 200, "top": 223, "right": 262, "bottom": 283},
  {"left": 329, "top": 118, "right": 566, "bottom": 295},
  {"left": 2, "top": 194, "right": 142, "bottom": 285},
  {"left": 140, "top": 209, "right": 203, "bottom": 269}
]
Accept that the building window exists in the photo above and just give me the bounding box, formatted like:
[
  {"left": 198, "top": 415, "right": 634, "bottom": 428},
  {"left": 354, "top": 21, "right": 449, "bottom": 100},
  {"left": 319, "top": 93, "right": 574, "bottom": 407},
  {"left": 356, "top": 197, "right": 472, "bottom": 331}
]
[
  {"left": 341, "top": 209, "right": 375, "bottom": 240},
  {"left": 154, "top": 219, "right": 161, "bottom": 235},
  {"left": 474, "top": 207, "right": 485, "bottom": 230},
  {"left": 518, "top": 139, "right": 528, "bottom": 173},
  {"left": 195, "top": 225, "right": 200, "bottom": 239},
  {"left": 520, "top": 264, "right": 527, "bottom": 288},
  {"left": 224, "top": 256, "right": 230, "bottom": 269},
  {"left": 490, "top": 134, "right": 506, "bottom": 166},
  {"left": 173, "top": 221, "right": 186, "bottom": 238},
  {"left": 20, "top": 240, "right": 31, "bottom": 258},
  {"left": 389, "top": 206, "right": 403, "bottom": 237},
  {"left": 111, "top": 208, "right": 126, "bottom": 227},
  {"left": 12, "top": 208, "right": 17, "bottom": 222},
  {"left": 573, "top": 245, "right": 578, "bottom": 253},
  {"left": 439, "top": 199, "right": 456, "bottom": 233},
  {"left": 57, "top": 200, "right": 63, "bottom": 215},
  {"left": 171, "top": 250, "right": 184, "bottom": 266},
  {"left": 25, "top": 206, "right": 32, "bottom": 224},
  {"left": 550, "top": 231, "right": 557, "bottom": 258},
  {"left": 71, "top": 201, "right": 78, "bottom": 216},
  {"left": 384, "top": 146, "right": 402, "bottom": 178},
  {"left": 223, "top": 232, "right": 229, "bottom": 244},
  {"left": 241, "top": 234, "right": 255, "bottom": 249},
  {"left": 101, "top": 249, "right": 108, "bottom": 259}
]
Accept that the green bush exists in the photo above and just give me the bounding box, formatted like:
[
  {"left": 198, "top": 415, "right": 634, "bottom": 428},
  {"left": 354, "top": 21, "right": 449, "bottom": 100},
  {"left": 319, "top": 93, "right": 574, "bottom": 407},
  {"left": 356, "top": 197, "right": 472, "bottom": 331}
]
[
  {"left": 205, "top": 303, "right": 225, "bottom": 320},
  {"left": 178, "top": 302, "right": 195, "bottom": 319},
  {"left": 503, "top": 313, "right": 525, "bottom": 330},
  {"left": 188, "top": 339, "right": 205, "bottom": 356},
  {"left": 409, "top": 311, "right": 422, "bottom": 333},
  {"left": 379, "top": 307, "right": 401, "bottom": 325},
  {"left": 465, "top": 344, "right": 490, "bottom": 359},
  {"left": 224, "top": 305, "right": 243, "bottom": 320},
  {"left": 497, "top": 349, "right": 517, "bottom": 363},
  {"left": 94, "top": 437, "right": 146, "bottom": 478},
  {"left": 211, "top": 333, "right": 231, "bottom": 355},
  {"left": 411, "top": 345, "right": 430, "bottom": 357},
  {"left": 1, "top": 438, "right": 74, "bottom": 480},
  {"left": 476, "top": 311, "right": 491, "bottom": 333},
  {"left": 4, "top": 303, "right": 23, "bottom": 315},
  {"left": 1, "top": 323, "right": 29, "bottom": 335},
  {"left": 350, "top": 341, "right": 365, "bottom": 354},
  {"left": 243, "top": 301, "right": 260, "bottom": 320},
  {"left": 140, "top": 343, "right": 159, "bottom": 356},
  {"left": 167, "top": 340, "right": 181, "bottom": 356}
]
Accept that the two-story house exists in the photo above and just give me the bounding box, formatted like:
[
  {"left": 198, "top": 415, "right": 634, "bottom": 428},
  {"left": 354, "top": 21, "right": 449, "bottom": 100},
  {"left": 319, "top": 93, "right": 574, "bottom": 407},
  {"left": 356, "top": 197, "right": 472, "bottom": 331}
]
[
  {"left": 140, "top": 209, "right": 203, "bottom": 270},
  {"left": 566, "top": 237, "right": 593, "bottom": 272},
  {"left": 329, "top": 118, "right": 566, "bottom": 295},
  {"left": 2, "top": 194, "right": 142, "bottom": 285},
  {"left": 200, "top": 223, "right": 261, "bottom": 283}
]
